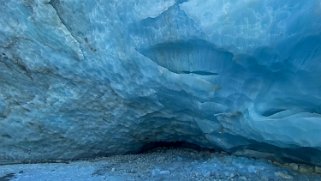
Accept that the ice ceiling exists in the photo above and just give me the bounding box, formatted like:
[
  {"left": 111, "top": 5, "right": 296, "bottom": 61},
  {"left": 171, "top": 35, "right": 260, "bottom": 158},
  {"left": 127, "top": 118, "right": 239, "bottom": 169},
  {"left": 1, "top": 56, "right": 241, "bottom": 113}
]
[{"left": 0, "top": 0, "right": 321, "bottom": 165}]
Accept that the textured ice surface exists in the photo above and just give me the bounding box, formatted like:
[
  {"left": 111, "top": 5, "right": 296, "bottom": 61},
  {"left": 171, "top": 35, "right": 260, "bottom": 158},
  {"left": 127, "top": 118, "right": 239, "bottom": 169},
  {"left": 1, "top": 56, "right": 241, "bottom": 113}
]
[{"left": 0, "top": 0, "right": 321, "bottom": 165}]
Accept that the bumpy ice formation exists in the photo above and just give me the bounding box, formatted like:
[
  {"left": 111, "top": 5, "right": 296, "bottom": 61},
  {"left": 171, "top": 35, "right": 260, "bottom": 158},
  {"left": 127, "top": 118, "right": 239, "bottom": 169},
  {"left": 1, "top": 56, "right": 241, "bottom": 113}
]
[{"left": 1, "top": 0, "right": 321, "bottom": 165}]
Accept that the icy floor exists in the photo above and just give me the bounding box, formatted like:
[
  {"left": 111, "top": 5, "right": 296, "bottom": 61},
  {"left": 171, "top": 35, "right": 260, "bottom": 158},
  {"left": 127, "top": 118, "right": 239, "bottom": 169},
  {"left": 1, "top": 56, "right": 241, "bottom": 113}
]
[{"left": 0, "top": 148, "right": 320, "bottom": 181}]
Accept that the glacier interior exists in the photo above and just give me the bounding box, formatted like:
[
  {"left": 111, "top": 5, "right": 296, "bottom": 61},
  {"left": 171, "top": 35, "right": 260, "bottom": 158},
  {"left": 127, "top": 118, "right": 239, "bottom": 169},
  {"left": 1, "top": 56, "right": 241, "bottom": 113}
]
[{"left": 1, "top": 0, "right": 321, "bottom": 166}]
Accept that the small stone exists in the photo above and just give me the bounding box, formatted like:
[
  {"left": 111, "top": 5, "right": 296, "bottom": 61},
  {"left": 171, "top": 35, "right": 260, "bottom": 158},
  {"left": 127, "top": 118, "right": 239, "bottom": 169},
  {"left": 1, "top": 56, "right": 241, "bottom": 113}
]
[
  {"left": 247, "top": 166, "right": 256, "bottom": 173},
  {"left": 315, "top": 166, "right": 321, "bottom": 174},
  {"left": 159, "top": 170, "right": 170, "bottom": 175},
  {"left": 275, "top": 171, "right": 293, "bottom": 180},
  {"left": 151, "top": 169, "right": 161, "bottom": 176},
  {"left": 298, "top": 165, "right": 314, "bottom": 173},
  {"left": 151, "top": 169, "right": 170, "bottom": 176},
  {"left": 272, "top": 161, "right": 281, "bottom": 166},
  {"left": 288, "top": 163, "right": 299, "bottom": 171},
  {"left": 128, "top": 169, "right": 136, "bottom": 173},
  {"left": 203, "top": 171, "right": 211, "bottom": 177},
  {"left": 209, "top": 172, "right": 217, "bottom": 177}
]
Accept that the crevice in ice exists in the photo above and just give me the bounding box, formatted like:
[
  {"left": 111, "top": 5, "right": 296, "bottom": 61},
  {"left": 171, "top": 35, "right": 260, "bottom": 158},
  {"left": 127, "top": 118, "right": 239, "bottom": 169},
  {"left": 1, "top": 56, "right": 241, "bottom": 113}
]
[
  {"left": 47, "top": 0, "right": 84, "bottom": 60},
  {"left": 232, "top": 141, "right": 321, "bottom": 166},
  {"left": 140, "top": 0, "right": 189, "bottom": 20},
  {"left": 261, "top": 108, "right": 287, "bottom": 117},
  {"left": 138, "top": 39, "right": 233, "bottom": 75},
  {"left": 257, "top": 102, "right": 321, "bottom": 118},
  {"left": 180, "top": 71, "right": 218, "bottom": 76},
  {"left": 0, "top": 48, "right": 33, "bottom": 80}
]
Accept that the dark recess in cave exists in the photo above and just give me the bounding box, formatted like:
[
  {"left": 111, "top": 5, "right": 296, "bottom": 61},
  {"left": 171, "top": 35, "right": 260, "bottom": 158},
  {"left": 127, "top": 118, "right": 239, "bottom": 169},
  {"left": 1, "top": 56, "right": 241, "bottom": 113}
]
[{"left": 137, "top": 141, "right": 218, "bottom": 154}]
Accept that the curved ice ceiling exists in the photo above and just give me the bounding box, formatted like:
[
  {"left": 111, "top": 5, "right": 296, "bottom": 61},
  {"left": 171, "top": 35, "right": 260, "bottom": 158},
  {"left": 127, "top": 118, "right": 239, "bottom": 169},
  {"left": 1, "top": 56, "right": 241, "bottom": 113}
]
[{"left": 0, "top": 0, "right": 321, "bottom": 165}]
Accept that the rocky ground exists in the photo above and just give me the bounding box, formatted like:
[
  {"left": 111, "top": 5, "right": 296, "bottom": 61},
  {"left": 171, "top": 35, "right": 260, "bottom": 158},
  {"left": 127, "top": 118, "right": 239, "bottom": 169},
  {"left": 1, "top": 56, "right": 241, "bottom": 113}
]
[{"left": 0, "top": 148, "right": 321, "bottom": 181}]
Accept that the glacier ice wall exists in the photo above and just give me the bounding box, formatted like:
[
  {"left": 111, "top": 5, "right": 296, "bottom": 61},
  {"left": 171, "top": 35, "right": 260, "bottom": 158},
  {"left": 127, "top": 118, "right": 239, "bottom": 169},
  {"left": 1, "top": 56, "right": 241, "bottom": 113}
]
[{"left": 1, "top": 0, "right": 321, "bottom": 165}]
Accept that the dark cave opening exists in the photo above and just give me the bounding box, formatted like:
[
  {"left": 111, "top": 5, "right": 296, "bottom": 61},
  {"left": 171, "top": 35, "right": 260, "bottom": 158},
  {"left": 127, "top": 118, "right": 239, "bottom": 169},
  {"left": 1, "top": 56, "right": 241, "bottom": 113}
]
[{"left": 137, "top": 141, "right": 218, "bottom": 154}]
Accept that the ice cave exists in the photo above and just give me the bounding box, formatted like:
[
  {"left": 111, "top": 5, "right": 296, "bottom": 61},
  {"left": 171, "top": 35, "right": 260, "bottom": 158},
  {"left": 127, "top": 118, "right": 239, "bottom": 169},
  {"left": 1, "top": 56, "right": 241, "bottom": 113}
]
[{"left": 1, "top": 0, "right": 321, "bottom": 180}]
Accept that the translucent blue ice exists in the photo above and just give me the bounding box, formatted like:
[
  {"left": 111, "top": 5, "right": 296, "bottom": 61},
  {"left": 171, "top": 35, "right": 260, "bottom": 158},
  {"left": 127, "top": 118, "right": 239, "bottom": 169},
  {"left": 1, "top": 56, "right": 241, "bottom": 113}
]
[{"left": 0, "top": 0, "right": 321, "bottom": 165}]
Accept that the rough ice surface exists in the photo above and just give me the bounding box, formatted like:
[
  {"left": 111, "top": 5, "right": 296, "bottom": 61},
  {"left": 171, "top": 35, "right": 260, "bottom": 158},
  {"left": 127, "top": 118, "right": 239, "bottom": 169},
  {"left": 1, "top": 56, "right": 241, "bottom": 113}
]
[{"left": 0, "top": 0, "right": 321, "bottom": 165}]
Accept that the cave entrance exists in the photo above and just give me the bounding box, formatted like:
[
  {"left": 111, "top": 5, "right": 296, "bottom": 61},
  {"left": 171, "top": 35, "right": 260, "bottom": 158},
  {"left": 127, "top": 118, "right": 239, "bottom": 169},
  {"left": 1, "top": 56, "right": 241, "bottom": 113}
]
[{"left": 137, "top": 141, "right": 218, "bottom": 154}]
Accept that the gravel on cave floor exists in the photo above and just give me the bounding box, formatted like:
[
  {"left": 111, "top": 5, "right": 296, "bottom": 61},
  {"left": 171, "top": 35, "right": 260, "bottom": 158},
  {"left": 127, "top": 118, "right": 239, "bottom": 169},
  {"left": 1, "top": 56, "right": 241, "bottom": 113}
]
[{"left": 0, "top": 148, "right": 321, "bottom": 181}]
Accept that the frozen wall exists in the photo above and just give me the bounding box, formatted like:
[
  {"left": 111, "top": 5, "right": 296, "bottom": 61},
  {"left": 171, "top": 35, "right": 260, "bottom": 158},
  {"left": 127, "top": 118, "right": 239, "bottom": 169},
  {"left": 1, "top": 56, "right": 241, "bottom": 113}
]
[{"left": 1, "top": 0, "right": 321, "bottom": 165}]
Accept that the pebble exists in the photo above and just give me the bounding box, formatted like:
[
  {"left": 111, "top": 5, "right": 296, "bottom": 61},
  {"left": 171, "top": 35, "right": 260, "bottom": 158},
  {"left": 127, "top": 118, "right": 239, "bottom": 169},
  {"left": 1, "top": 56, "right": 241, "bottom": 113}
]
[
  {"left": 247, "top": 165, "right": 256, "bottom": 173},
  {"left": 176, "top": 156, "right": 183, "bottom": 161},
  {"left": 288, "top": 163, "right": 299, "bottom": 170},
  {"left": 151, "top": 169, "right": 160, "bottom": 176},
  {"left": 151, "top": 168, "right": 170, "bottom": 176},
  {"left": 1, "top": 148, "right": 320, "bottom": 181},
  {"left": 298, "top": 165, "right": 314, "bottom": 173},
  {"left": 275, "top": 171, "right": 293, "bottom": 180},
  {"left": 203, "top": 171, "right": 211, "bottom": 177},
  {"left": 159, "top": 170, "right": 170, "bottom": 175},
  {"left": 239, "top": 176, "right": 248, "bottom": 180},
  {"left": 315, "top": 166, "right": 321, "bottom": 174},
  {"left": 128, "top": 169, "right": 136, "bottom": 173}
]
